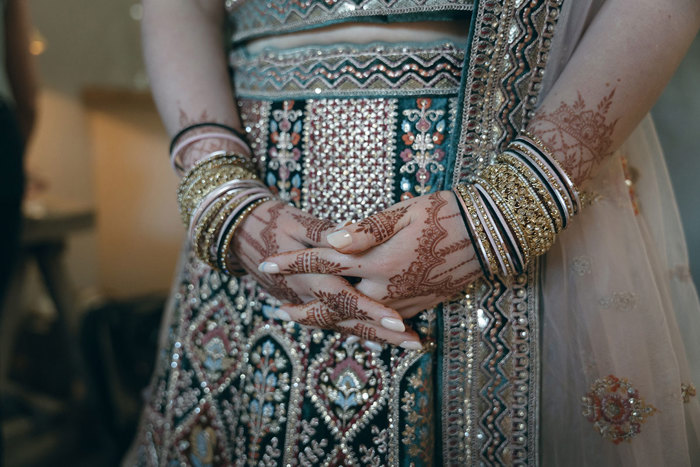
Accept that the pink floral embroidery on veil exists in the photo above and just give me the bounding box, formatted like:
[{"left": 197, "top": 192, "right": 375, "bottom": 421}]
[{"left": 581, "top": 374, "right": 657, "bottom": 444}]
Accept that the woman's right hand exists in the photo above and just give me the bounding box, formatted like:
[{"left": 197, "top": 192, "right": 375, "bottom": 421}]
[{"left": 232, "top": 200, "right": 421, "bottom": 347}]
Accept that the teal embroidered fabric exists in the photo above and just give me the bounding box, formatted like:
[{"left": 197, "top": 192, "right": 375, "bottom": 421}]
[{"left": 226, "top": 0, "right": 473, "bottom": 43}]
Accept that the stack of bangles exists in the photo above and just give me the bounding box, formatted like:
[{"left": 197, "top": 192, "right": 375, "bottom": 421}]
[
  {"left": 453, "top": 131, "right": 582, "bottom": 279},
  {"left": 171, "top": 123, "right": 274, "bottom": 276}
]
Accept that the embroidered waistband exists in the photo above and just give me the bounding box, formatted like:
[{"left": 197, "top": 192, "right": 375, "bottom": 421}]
[
  {"left": 230, "top": 41, "right": 465, "bottom": 100},
  {"left": 226, "top": 0, "right": 473, "bottom": 43}
]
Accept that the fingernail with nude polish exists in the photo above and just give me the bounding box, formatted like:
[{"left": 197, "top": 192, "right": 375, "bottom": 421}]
[
  {"left": 327, "top": 230, "right": 352, "bottom": 249},
  {"left": 400, "top": 341, "right": 423, "bottom": 351},
  {"left": 345, "top": 335, "right": 360, "bottom": 344},
  {"left": 380, "top": 317, "right": 405, "bottom": 332},
  {"left": 274, "top": 309, "right": 291, "bottom": 321},
  {"left": 364, "top": 341, "right": 383, "bottom": 352},
  {"left": 258, "top": 262, "right": 280, "bottom": 273}
]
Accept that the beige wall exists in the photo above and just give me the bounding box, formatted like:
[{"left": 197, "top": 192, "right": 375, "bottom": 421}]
[
  {"left": 22, "top": 87, "right": 183, "bottom": 303},
  {"left": 84, "top": 89, "right": 183, "bottom": 298},
  {"left": 23, "top": 89, "right": 98, "bottom": 300}
]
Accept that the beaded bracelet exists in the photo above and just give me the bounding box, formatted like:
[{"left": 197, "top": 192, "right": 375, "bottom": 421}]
[{"left": 451, "top": 189, "right": 490, "bottom": 278}]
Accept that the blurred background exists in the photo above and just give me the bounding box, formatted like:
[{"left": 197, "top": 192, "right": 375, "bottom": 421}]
[{"left": 0, "top": 1, "right": 698, "bottom": 465}]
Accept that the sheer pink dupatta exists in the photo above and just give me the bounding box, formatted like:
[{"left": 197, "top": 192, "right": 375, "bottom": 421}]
[{"left": 538, "top": 1, "right": 700, "bottom": 464}]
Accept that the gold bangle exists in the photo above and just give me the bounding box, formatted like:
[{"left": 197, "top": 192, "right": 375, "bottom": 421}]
[
  {"left": 478, "top": 163, "right": 556, "bottom": 257},
  {"left": 178, "top": 164, "right": 258, "bottom": 225},
  {"left": 191, "top": 194, "right": 237, "bottom": 266},
  {"left": 177, "top": 153, "right": 255, "bottom": 200},
  {"left": 497, "top": 152, "right": 564, "bottom": 233},
  {"left": 472, "top": 178, "right": 528, "bottom": 273}
]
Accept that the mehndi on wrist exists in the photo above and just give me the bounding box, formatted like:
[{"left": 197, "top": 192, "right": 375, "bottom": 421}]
[
  {"left": 169, "top": 122, "right": 253, "bottom": 176},
  {"left": 453, "top": 133, "right": 581, "bottom": 279}
]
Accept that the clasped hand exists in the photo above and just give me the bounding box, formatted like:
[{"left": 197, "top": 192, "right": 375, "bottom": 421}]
[{"left": 235, "top": 191, "right": 480, "bottom": 349}]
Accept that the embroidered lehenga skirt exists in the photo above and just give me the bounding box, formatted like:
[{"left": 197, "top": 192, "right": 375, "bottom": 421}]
[{"left": 127, "top": 1, "right": 700, "bottom": 465}]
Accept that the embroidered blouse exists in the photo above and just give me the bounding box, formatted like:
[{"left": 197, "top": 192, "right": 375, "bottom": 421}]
[{"left": 225, "top": 0, "right": 474, "bottom": 43}]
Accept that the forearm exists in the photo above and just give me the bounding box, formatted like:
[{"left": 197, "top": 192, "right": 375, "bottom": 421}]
[
  {"left": 5, "top": 0, "right": 38, "bottom": 144},
  {"left": 142, "top": 0, "right": 245, "bottom": 170},
  {"left": 528, "top": 0, "right": 700, "bottom": 186}
]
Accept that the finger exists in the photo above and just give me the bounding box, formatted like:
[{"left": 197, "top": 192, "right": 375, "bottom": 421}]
[
  {"left": 326, "top": 204, "right": 412, "bottom": 253},
  {"left": 276, "top": 277, "right": 405, "bottom": 332},
  {"left": 312, "top": 277, "right": 407, "bottom": 331},
  {"left": 288, "top": 210, "right": 340, "bottom": 248},
  {"left": 272, "top": 301, "right": 420, "bottom": 347},
  {"left": 258, "top": 247, "right": 365, "bottom": 276},
  {"left": 334, "top": 320, "right": 423, "bottom": 349}
]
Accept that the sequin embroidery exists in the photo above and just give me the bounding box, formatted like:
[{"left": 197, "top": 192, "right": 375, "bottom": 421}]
[{"left": 581, "top": 375, "right": 657, "bottom": 444}]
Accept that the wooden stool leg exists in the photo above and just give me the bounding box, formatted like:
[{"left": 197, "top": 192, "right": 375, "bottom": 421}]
[
  {"left": 33, "top": 242, "right": 88, "bottom": 403},
  {"left": 0, "top": 254, "right": 29, "bottom": 388}
]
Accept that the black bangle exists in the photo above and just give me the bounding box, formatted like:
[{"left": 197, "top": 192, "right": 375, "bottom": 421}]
[
  {"left": 169, "top": 122, "right": 249, "bottom": 154},
  {"left": 451, "top": 188, "right": 489, "bottom": 278}
]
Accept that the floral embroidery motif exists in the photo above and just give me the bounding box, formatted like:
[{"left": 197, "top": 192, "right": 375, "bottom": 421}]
[
  {"left": 357, "top": 425, "right": 389, "bottom": 466},
  {"left": 241, "top": 339, "right": 289, "bottom": 463},
  {"left": 400, "top": 365, "right": 434, "bottom": 463},
  {"left": 581, "top": 375, "right": 657, "bottom": 444},
  {"left": 172, "top": 403, "right": 230, "bottom": 465},
  {"left": 598, "top": 292, "right": 637, "bottom": 312},
  {"left": 399, "top": 98, "right": 448, "bottom": 199},
  {"left": 185, "top": 294, "right": 242, "bottom": 393},
  {"left": 268, "top": 100, "right": 304, "bottom": 206},
  {"left": 681, "top": 383, "right": 697, "bottom": 403},
  {"left": 571, "top": 255, "right": 592, "bottom": 276},
  {"left": 307, "top": 336, "right": 388, "bottom": 439}
]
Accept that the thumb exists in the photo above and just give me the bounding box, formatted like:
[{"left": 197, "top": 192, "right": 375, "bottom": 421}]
[{"left": 326, "top": 204, "right": 411, "bottom": 254}]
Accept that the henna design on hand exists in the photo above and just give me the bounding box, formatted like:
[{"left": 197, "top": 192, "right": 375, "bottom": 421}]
[
  {"left": 285, "top": 251, "right": 349, "bottom": 275},
  {"left": 235, "top": 202, "right": 301, "bottom": 303},
  {"left": 527, "top": 90, "right": 618, "bottom": 184},
  {"left": 313, "top": 290, "right": 370, "bottom": 321},
  {"left": 296, "top": 302, "right": 336, "bottom": 328},
  {"left": 290, "top": 213, "right": 336, "bottom": 243},
  {"left": 346, "top": 323, "right": 388, "bottom": 344},
  {"left": 354, "top": 205, "right": 409, "bottom": 243},
  {"left": 294, "top": 289, "right": 372, "bottom": 330},
  {"left": 384, "top": 192, "right": 479, "bottom": 300}
]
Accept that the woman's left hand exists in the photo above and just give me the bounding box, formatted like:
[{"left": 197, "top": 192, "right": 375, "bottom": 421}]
[{"left": 258, "top": 191, "right": 483, "bottom": 323}]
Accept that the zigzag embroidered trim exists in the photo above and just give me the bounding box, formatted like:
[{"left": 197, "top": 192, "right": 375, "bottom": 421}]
[{"left": 231, "top": 42, "right": 464, "bottom": 99}]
